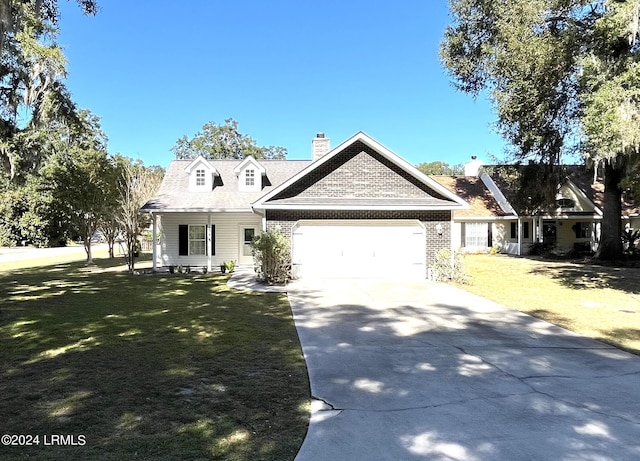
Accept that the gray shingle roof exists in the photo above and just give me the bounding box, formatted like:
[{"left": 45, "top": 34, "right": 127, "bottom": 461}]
[{"left": 142, "top": 159, "right": 312, "bottom": 212}]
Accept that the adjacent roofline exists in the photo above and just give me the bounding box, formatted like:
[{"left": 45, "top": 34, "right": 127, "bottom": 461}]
[
  {"left": 252, "top": 131, "right": 468, "bottom": 209},
  {"left": 478, "top": 171, "right": 518, "bottom": 216}
]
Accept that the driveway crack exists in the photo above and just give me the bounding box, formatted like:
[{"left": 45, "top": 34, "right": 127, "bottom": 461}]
[
  {"left": 311, "top": 396, "right": 344, "bottom": 413},
  {"left": 454, "top": 346, "right": 640, "bottom": 425}
]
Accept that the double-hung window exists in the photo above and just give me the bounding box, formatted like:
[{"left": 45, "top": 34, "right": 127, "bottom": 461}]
[
  {"left": 189, "top": 225, "right": 206, "bottom": 255},
  {"left": 195, "top": 169, "right": 205, "bottom": 187},
  {"left": 510, "top": 222, "right": 530, "bottom": 240},
  {"left": 574, "top": 222, "right": 591, "bottom": 239},
  {"left": 465, "top": 222, "right": 488, "bottom": 248},
  {"left": 245, "top": 168, "right": 255, "bottom": 186}
]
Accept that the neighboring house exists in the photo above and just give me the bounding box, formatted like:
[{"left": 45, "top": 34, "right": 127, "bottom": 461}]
[
  {"left": 431, "top": 159, "right": 640, "bottom": 255},
  {"left": 142, "top": 132, "right": 467, "bottom": 279}
]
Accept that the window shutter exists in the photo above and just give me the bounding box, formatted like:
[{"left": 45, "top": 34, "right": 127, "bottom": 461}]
[
  {"left": 523, "top": 222, "right": 530, "bottom": 239},
  {"left": 179, "top": 225, "right": 188, "bottom": 256},
  {"left": 461, "top": 223, "right": 466, "bottom": 247},
  {"left": 510, "top": 222, "right": 517, "bottom": 239},
  {"left": 488, "top": 224, "right": 493, "bottom": 247},
  {"left": 210, "top": 225, "right": 216, "bottom": 256}
]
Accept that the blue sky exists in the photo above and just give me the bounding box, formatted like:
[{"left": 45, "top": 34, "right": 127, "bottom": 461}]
[{"left": 58, "top": 0, "right": 506, "bottom": 168}]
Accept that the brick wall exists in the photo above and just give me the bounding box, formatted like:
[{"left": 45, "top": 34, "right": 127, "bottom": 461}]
[
  {"left": 273, "top": 141, "right": 450, "bottom": 201},
  {"left": 266, "top": 209, "right": 451, "bottom": 276}
]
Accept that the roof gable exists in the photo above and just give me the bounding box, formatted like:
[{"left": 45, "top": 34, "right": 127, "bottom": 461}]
[
  {"left": 557, "top": 181, "right": 602, "bottom": 215},
  {"left": 184, "top": 156, "right": 219, "bottom": 175},
  {"left": 253, "top": 132, "right": 467, "bottom": 210},
  {"left": 233, "top": 155, "right": 266, "bottom": 176}
]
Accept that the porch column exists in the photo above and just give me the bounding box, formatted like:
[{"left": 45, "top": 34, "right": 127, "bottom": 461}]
[
  {"left": 207, "top": 214, "right": 212, "bottom": 272},
  {"left": 517, "top": 218, "right": 522, "bottom": 256},
  {"left": 152, "top": 213, "right": 157, "bottom": 271},
  {"left": 538, "top": 216, "right": 543, "bottom": 242}
]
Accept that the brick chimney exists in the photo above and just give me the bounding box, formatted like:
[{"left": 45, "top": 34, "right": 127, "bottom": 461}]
[
  {"left": 312, "top": 132, "right": 330, "bottom": 161},
  {"left": 464, "top": 155, "right": 484, "bottom": 176}
]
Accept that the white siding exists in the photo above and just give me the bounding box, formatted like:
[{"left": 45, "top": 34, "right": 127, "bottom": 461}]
[{"left": 158, "top": 212, "right": 262, "bottom": 268}]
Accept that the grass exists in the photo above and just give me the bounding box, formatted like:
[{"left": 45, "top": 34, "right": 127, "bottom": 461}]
[
  {"left": 460, "top": 254, "right": 640, "bottom": 355},
  {"left": 0, "top": 256, "right": 310, "bottom": 460}
]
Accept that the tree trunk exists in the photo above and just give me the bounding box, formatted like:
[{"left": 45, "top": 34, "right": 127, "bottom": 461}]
[
  {"left": 595, "top": 160, "right": 624, "bottom": 260},
  {"left": 84, "top": 238, "right": 93, "bottom": 265},
  {"left": 127, "top": 235, "right": 136, "bottom": 273}
]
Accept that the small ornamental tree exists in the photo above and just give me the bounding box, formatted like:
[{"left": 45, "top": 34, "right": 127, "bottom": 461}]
[{"left": 251, "top": 229, "right": 291, "bottom": 284}]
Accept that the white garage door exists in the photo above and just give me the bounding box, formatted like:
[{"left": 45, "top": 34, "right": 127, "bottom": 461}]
[{"left": 292, "top": 220, "right": 426, "bottom": 279}]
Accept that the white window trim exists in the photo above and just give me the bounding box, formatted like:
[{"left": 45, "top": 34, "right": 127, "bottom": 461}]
[
  {"left": 245, "top": 168, "right": 255, "bottom": 186},
  {"left": 189, "top": 225, "right": 206, "bottom": 255},
  {"left": 465, "top": 222, "right": 488, "bottom": 248},
  {"left": 195, "top": 169, "right": 206, "bottom": 186}
]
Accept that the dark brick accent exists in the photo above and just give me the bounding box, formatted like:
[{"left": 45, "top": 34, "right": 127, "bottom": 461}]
[
  {"left": 266, "top": 209, "right": 451, "bottom": 277},
  {"left": 272, "top": 141, "right": 450, "bottom": 201}
]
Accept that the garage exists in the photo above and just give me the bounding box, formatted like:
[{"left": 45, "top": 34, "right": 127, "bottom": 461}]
[{"left": 291, "top": 220, "right": 426, "bottom": 279}]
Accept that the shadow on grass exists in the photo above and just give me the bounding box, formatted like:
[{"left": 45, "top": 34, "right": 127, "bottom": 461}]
[
  {"left": 528, "top": 260, "right": 640, "bottom": 294},
  {"left": 0, "top": 258, "right": 310, "bottom": 461}
]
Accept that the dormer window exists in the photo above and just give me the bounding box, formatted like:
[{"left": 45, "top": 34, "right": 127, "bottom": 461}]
[
  {"left": 234, "top": 156, "right": 265, "bottom": 192},
  {"left": 196, "top": 169, "right": 205, "bottom": 186},
  {"left": 245, "top": 169, "right": 255, "bottom": 187},
  {"left": 184, "top": 156, "right": 219, "bottom": 192}
]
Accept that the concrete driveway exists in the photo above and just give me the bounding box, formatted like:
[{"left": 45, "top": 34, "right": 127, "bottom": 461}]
[{"left": 287, "top": 279, "right": 640, "bottom": 461}]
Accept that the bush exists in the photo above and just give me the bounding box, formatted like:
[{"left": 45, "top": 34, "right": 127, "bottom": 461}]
[
  {"left": 430, "top": 248, "right": 468, "bottom": 283},
  {"left": 251, "top": 229, "right": 291, "bottom": 284}
]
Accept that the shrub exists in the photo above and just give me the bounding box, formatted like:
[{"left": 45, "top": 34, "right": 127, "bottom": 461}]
[
  {"left": 430, "top": 248, "right": 468, "bottom": 283},
  {"left": 623, "top": 228, "right": 639, "bottom": 257},
  {"left": 251, "top": 229, "right": 291, "bottom": 284}
]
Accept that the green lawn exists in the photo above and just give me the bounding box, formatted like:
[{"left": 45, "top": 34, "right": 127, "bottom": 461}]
[
  {"left": 460, "top": 254, "right": 640, "bottom": 355},
  {"left": 0, "top": 257, "right": 310, "bottom": 460}
]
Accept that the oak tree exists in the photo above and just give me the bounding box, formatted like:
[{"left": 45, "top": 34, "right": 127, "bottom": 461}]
[
  {"left": 172, "top": 118, "right": 287, "bottom": 160},
  {"left": 441, "top": 0, "right": 640, "bottom": 259}
]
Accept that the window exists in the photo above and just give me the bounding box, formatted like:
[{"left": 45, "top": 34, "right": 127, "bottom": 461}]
[
  {"left": 573, "top": 222, "right": 591, "bottom": 239},
  {"left": 556, "top": 198, "right": 575, "bottom": 209},
  {"left": 245, "top": 169, "right": 255, "bottom": 186},
  {"left": 464, "top": 222, "right": 488, "bottom": 247},
  {"left": 244, "top": 228, "right": 255, "bottom": 245},
  {"left": 189, "top": 225, "right": 206, "bottom": 255},
  {"left": 510, "top": 222, "right": 530, "bottom": 239},
  {"left": 196, "top": 169, "right": 205, "bottom": 186}
]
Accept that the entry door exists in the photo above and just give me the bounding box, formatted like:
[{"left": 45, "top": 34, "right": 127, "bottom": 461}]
[
  {"left": 239, "top": 225, "right": 258, "bottom": 265},
  {"left": 543, "top": 220, "right": 557, "bottom": 245}
]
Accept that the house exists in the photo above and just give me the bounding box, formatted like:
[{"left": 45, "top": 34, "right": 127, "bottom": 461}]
[
  {"left": 142, "top": 132, "right": 467, "bottom": 279},
  {"left": 431, "top": 160, "right": 640, "bottom": 255}
]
